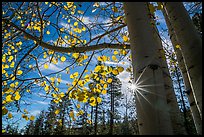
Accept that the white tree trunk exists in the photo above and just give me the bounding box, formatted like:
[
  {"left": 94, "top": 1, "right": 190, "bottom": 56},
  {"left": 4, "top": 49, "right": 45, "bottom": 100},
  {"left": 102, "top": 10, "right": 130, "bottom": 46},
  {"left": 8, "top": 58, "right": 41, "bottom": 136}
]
[
  {"left": 152, "top": 25, "right": 187, "bottom": 134},
  {"left": 163, "top": 2, "right": 202, "bottom": 119},
  {"left": 124, "top": 2, "right": 173, "bottom": 135},
  {"left": 162, "top": 7, "right": 202, "bottom": 134}
]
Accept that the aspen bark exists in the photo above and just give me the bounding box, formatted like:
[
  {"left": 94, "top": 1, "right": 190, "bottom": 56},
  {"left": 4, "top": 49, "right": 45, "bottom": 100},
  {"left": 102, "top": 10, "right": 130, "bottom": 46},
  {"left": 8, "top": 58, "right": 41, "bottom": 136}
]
[
  {"left": 163, "top": 2, "right": 202, "bottom": 119},
  {"left": 124, "top": 2, "right": 173, "bottom": 135},
  {"left": 162, "top": 7, "right": 202, "bottom": 134},
  {"left": 152, "top": 25, "right": 187, "bottom": 135}
]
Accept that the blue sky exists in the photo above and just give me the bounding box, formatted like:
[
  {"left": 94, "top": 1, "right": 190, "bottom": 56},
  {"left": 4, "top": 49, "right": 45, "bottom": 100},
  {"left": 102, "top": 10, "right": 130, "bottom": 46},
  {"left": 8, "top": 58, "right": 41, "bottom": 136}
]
[{"left": 2, "top": 2, "right": 198, "bottom": 131}]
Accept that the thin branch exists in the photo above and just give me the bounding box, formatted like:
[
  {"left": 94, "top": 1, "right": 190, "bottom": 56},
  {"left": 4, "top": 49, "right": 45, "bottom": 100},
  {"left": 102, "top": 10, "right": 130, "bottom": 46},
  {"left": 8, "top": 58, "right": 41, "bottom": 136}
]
[{"left": 3, "top": 19, "right": 129, "bottom": 53}]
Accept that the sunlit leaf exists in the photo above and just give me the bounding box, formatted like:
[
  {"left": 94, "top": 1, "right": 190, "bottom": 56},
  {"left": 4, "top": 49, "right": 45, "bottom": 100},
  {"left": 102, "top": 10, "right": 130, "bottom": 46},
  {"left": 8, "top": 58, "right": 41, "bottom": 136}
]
[
  {"left": 112, "top": 69, "right": 119, "bottom": 75},
  {"left": 123, "top": 35, "right": 129, "bottom": 42},
  {"left": 14, "top": 92, "right": 21, "bottom": 101},
  {"left": 97, "top": 97, "right": 102, "bottom": 103},
  {"left": 117, "top": 66, "right": 124, "bottom": 72},
  {"left": 60, "top": 56, "right": 66, "bottom": 62},
  {"left": 72, "top": 53, "right": 79, "bottom": 59},
  {"left": 30, "top": 115, "right": 35, "bottom": 121},
  {"left": 74, "top": 22, "right": 78, "bottom": 26},
  {"left": 112, "top": 55, "right": 117, "bottom": 61},
  {"left": 107, "top": 78, "right": 113, "bottom": 83},
  {"left": 55, "top": 109, "right": 60, "bottom": 115},
  {"left": 113, "top": 51, "right": 118, "bottom": 55},
  {"left": 8, "top": 113, "right": 13, "bottom": 119},
  {"left": 102, "top": 90, "right": 107, "bottom": 94},
  {"left": 6, "top": 95, "right": 13, "bottom": 102},
  {"left": 44, "top": 64, "right": 49, "bottom": 69},
  {"left": 17, "top": 70, "right": 23, "bottom": 75},
  {"left": 46, "top": 30, "right": 50, "bottom": 35},
  {"left": 2, "top": 106, "right": 8, "bottom": 115},
  {"left": 176, "top": 44, "right": 181, "bottom": 49}
]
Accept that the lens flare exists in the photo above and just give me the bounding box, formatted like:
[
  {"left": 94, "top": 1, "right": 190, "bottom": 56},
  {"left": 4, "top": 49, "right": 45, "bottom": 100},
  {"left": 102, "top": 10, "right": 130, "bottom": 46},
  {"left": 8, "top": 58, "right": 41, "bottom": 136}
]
[{"left": 130, "top": 66, "right": 164, "bottom": 106}]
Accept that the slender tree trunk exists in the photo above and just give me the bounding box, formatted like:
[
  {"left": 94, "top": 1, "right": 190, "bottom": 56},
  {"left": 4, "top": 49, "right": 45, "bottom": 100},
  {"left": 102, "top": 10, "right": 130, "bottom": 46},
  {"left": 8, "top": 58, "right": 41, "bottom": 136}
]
[
  {"left": 109, "top": 81, "right": 114, "bottom": 135},
  {"left": 161, "top": 6, "right": 202, "bottom": 135},
  {"left": 124, "top": 2, "right": 173, "bottom": 135},
  {"left": 94, "top": 102, "right": 98, "bottom": 135},
  {"left": 163, "top": 2, "right": 202, "bottom": 119},
  {"left": 175, "top": 66, "right": 189, "bottom": 133},
  {"left": 152, "top": 24, "right": 187, "bottom": 135}
]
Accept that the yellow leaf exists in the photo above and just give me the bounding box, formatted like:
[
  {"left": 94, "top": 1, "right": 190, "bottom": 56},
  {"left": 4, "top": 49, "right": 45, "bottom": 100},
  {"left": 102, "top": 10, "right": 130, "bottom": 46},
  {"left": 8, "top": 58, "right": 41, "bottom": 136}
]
[
  {"left": 53, "top": 99, "right": 59, "bottom": 104},
  {"left": 93, "top": 2, "right": 99, "bottom": 7},
  {"left": 112, "top": 55, "right": 117, "bottom": 61},
  {"left": 24, "top": 109, "right": 28, "bottom": 114},
  {"left": 17, "top": 70, "right": 23, "bottom": 75},
  {"left": 120, "top": 49, "right": 127, "bottom": 55},
  {"left": 50, "top": 77, "right": 55, "bottom": 82},
  {"left": 82, "top": 26, "right": 86, "bottom": 31},
  {"left": 103, "top": 84, "right": 108, "bottom": 89},
  {"left": 123, "top": 35, "right": 129, "bottom": 42},
  {"left": 149, "top": 4, "right": 155, "bottom": 13},
  {"left": 157, "top": 3, "right": 164, "bottom": 10},
  {"left": 55, "top": 109, "right": 60, "bottom": 115},
  {"left": 8, "top": 56, "right": 14, "bottom": 62},
  {"left": 26, "top": 117, "right": 29, "bottom": 121},
  {"left": 176, "top": 45, "right": 181, "bottom": 49},
  {"left": 69, "top": 111, "right": 74, "bottom": 118},
  {"left": 44, "top": 64, "right": 49, "bottom": 69},
  {"left": 60, "top": 92, "right": 65, "bottom": 98},
  {"left": 10, "top": 83, "right": 15, "bottom": 88},
  {"left": 72, "top": 53, "right": 79, "bottom": 59},
  {"left": 112, "top": 69, "right": 119, "bottom": 75},
  {"left": 94, "top": 65, "right": 101, "bottom": 72},
  {"left": 117, "top": 66, "right": 124, "bottom": 72},
  {"left": 107, "top": 78, "right": 112, "bottom": 83},
  {"left": 15, "top": 81, "right": 19, "bottom": 86},
  {"left": 77, "top": 104, "right": 80, "bottom": 108},
  {"left": 97, "top": 97, "right": 102, "bottom": 103},
  {"left": 6, "top": 95, "right": 13, "bottom": 102},
  {"left": 113, "top": 51, "right": 118, "bottom": 55},
  {"left": 44, "top": 85, "right": 49, "bottom": 91},
  {"left": 2, "top": 129, "right": 6, "bottom": 133},
  {"left": 46, "top": 30, "right": 50, "bottom": 35},
  {"left": 2, "top": 107, "right": 8, "bottom": 115},
  {"left": 8, "top": 113, "right": 13, "bottom": 119},
  {"left": 57, "top": 78, "right": 61, "bottom": 83},
  {"left": 102, "top": 90, "right": 107, "bottom": 94},
  {"left": 98, "top": 56, "right": 107, "bottom": 62},
  {"left": 30, "top": 115, "right": 35, "bottom": 121},
  {"left": 70, "top": 72, "right": 79, "bottom": 79},
  {"left": 89, "top": 97, "right": 96, "bottom": 106},
  {"left": 116, "top": 16, "right": 122, "bottom": 21},
  {"left": 60, "top": 56, "right": 66, "bottom": 62},
  {"left": 14, "top": 92, "right": 21, "bottom": 100},
  {"left": 74, "top": 22, "right": 78, "bottom": 26},
  {"left": 112, "top": 6, "right": 118, "bottom": 12},
  {"left": 86, "top": 119, "right": 92, "bottom": 124}
]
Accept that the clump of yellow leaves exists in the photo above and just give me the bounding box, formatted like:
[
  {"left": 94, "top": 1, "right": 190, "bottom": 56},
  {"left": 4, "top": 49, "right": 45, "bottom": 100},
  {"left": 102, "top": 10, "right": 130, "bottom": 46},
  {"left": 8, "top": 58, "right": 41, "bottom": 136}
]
[
  {"left": 97, "top": 56, "right": 107, "bottom": 62},
  {"left": 89, "top": 96, "right": 102, "bottom": 106},
  {"left": 70, "top": 72, "right": 79, "bottom": 79}
]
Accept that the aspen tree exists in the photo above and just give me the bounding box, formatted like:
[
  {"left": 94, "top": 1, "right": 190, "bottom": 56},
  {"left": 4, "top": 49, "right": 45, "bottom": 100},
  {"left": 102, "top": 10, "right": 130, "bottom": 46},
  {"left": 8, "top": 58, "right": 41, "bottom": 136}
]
[
  {"left": 162, "top": 6, "right": 202, "bottom": 134},
  {"left": 163, "top": 2, "right": 202, "bottom": 119},
  {"left": 124, "top": 2, "right": 173, "bottom": 135}
]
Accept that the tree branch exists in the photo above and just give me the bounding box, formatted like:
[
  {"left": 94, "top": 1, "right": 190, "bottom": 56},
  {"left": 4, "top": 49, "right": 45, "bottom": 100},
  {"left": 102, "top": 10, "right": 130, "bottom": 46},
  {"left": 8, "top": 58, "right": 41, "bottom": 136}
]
[{"left": 3, "top": 19, "right": 130, "bottom": 53}]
